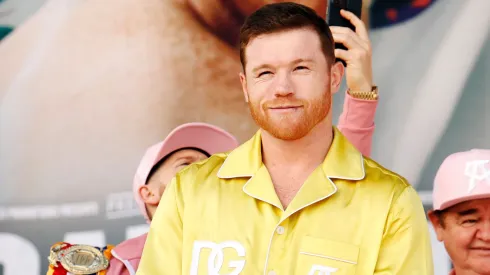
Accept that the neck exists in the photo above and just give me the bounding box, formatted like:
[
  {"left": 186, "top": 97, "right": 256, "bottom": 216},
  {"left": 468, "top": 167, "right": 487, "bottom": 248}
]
[
  {"left": 185, "top": 0, "right": 244, "bottom": 46},
  {"left": 147, "top": 205, "right": 157, "bottom": 220},
  {"left": 261, "top": 119, "right": 333, "bottom": 170}
]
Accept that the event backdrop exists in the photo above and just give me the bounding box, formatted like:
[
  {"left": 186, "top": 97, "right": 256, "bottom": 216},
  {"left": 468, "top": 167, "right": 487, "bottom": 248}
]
[{"left": 0, "top": 0, "right": 488, "bottom": 274}]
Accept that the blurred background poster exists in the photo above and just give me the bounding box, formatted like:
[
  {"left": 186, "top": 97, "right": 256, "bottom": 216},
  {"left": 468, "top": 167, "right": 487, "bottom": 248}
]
[{"left": 0, "top": 0, "right": 488, "bottom": 274}]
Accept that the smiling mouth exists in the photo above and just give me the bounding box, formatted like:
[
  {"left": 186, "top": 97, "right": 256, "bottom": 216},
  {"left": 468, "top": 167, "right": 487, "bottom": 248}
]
[
  {"left": 269, "top": 106, "right": 302, "bottom": 110},
  {"left": 471, "top": 248, "right": 490, "bottom": 254}
]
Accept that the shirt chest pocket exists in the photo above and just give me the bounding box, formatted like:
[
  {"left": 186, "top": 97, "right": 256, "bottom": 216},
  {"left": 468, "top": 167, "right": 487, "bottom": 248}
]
[{"left": 295, "top": 236, "right": 359, "bottom": 275}]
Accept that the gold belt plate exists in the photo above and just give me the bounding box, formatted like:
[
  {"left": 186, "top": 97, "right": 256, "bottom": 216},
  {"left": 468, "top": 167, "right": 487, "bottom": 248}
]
[{"left": 58, "top": 245, "right": 109, "bottom": 274}]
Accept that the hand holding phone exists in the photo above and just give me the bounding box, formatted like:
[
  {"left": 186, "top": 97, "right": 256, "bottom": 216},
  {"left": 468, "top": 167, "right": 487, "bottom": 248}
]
[
  {"left": 328, "top": 6, "right": 373, "bottom": 92},
  {"left": 327, "top": 0, "right": 363, "bottom": 66},
  {"left": 327, "top": 0, "right": 363, "bottom": 30}
]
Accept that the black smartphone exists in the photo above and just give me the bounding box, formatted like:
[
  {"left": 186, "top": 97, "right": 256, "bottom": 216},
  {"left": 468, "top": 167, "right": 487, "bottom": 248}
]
[{"left": 327, "top": 0, "right": 363, "bottom": 65}]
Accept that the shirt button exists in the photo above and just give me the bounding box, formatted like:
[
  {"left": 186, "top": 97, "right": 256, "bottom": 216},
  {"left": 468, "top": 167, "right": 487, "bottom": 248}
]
[
  {"left": 276, "top": 226, "right": 285, "bottom": 235},
  {"left": 268, "top": 271, "right": 277, "bottom": 275}
]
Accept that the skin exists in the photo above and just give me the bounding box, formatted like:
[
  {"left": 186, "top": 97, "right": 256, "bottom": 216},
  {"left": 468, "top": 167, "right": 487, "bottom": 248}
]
[
  {"left": 239, "top": 9, "right": 372, "bottom": 207},
  {"left": 186, "top": 0, "right": 326, "bottom": 46},
  {"left": 428, "top": 198, "right": 490, "bottom": 275},
  {"left": 187, "top": 0, "right": 372, "bottom": 45},
  {"left": 139, "top": 148, "right": 208, "bottom": 219},
  {"left": 0, "top": 0, "right": 250, "bottom": 199}
]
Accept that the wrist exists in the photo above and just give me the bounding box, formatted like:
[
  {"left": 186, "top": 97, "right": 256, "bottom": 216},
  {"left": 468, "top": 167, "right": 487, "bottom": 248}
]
[
  {"left": 351, "top": 82, "right": 373, "bottom": 92},
  {"left": 348, "top": 86, "right": 378, "bottom": 100}
]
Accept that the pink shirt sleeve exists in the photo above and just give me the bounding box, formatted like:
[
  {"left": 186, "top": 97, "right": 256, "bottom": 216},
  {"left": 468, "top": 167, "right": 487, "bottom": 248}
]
[
  {"left": 106, "top": 257, "right": 132, "bottom": 275},
  {"left": 337, "top": 91, "right": 378, "bottom": 157},
  {"left": 106, "top": 255, "right": 140, "bottom": 275}
]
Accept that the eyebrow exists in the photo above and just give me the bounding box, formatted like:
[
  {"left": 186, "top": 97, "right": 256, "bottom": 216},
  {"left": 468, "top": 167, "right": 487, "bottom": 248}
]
[
  {"left": 174, "top": 155, "right": 198, "bottom": 162},
  {"left": 251, "top": 58, "right": 315, "bottom": 74},
  {"left": 457, "top": 209, "right": 478, "bottom": 216}
]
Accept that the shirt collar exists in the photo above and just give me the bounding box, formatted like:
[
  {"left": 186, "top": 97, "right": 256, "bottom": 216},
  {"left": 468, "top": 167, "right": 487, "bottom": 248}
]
[{"left": 217, "top": 126, "right": 365, "bottom": 181}]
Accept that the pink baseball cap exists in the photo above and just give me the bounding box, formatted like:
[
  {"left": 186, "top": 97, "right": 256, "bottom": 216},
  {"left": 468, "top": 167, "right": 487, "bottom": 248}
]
[
  {"left": 133, "top": 122, "right": 239, "bottom": 222},
  {"left": 433, "top": 149, "right": 490, "bottom": 211}
]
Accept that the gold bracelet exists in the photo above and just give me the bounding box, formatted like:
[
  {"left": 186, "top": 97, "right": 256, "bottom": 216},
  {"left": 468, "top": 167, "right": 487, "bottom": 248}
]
[{"left": 348, "top": 86, "right": 379, "bottom": 100}]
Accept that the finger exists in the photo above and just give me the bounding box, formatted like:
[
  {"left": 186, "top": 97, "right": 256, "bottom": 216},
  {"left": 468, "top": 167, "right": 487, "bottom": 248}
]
[
  {"left": 334, "top": 49, "right": 351, "bottom": 63},
  {"left": 340, "top": 9, "right": 369, "bottom": 40},
  {"left": 331, "top": 27, "right": 370, "bottom": 50},
  {"left": 332, "top": 33, "right": 368, "bottom": 52}
]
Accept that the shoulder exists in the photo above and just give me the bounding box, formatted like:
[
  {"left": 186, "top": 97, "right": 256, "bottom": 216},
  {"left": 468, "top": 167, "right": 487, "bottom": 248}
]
[
  {"left": 184, "top": 152, "right": 228, "bottom": 172},
  {"left": 163, "top": 152, "right": 230, "bottom": 203},
  {"left": 362, "top": 156, "right": 415, "bottom": 202},
  {"left": 362, "top": 157, "right": 424, "bottom": 217},
  {"left": 112, "top": 233, "right": 147, "bottom": 261},
  {"left": 173, "top": 152, "right": 229, "bottom": 186},
  {"left": 107, "top": 234, "right": 148, "bottom": 275}
]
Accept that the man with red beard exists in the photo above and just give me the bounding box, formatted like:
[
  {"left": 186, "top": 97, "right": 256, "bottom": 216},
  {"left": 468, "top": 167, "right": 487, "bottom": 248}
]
[
  {"left": 137, "top": 3, "right": 433, "bottom": 274},
  {"left": 0, "top": 0, "right": 377, "bottom": 214}
]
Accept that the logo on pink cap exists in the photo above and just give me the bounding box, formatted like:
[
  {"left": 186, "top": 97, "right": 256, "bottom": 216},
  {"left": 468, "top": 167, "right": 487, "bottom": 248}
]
[
  {"left": 433, "top": 149, "right": 490, "bottom": 211},
  {"left": 465, "top": 159, "right": 490, "bottom": 193}
]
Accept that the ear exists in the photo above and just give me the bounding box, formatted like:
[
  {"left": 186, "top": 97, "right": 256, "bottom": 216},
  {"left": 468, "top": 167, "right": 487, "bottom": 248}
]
[
  {"left": 139, "top": 185, "right": 161, "bottom": 206},
  {"left": 330, "top": 61, "right": 344, "bottom": 95},
  {"left": 239, "top": 72, "right": 249, "bottom": 103},
  {"left": 428, "top": 210, "right": 445, "bottom": 242}
]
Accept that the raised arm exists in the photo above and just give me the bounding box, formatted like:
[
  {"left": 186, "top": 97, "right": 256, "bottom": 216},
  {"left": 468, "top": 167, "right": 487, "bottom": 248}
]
[
  {"left": 331, "top": 9, "right": 378, "bottom": 157},
  {"left": 337, "top": 90, "right": 377, "bottom": 156}
]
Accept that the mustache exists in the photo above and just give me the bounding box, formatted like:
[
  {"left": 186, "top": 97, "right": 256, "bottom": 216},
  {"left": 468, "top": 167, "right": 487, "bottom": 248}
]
[{"left": 263, "top": 98, "right": 305, "bottom": 109}]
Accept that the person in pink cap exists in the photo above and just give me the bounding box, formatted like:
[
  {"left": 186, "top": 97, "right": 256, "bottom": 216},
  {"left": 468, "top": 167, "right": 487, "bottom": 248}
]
[
  {"left": 106, "top": 122, "right": 240, "bottom": 275},
  {"left": 428, "top": 149, "right": 490, "bottom": 275}
]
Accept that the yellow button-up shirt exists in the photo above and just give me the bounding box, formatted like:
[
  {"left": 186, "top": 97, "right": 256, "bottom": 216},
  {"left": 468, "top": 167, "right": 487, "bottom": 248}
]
[{"left": 137, "top": 128, "right": 433, "bottom": 275}]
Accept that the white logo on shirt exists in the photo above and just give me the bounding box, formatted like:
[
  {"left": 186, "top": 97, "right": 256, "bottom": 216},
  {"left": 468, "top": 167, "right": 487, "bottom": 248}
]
[
  {"left": 308, "top": 265, "right": 338, "bottom": 275},
  {"left": 190, "top": 240, "right": 246, "bottom": 275},
  {"left": 465, "top": 160, "right": 490, "bottom": 193}
]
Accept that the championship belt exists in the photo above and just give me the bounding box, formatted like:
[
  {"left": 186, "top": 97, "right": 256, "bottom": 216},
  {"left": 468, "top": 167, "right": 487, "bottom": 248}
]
[{"left": 46, "top": 242, "right": 114, "bottom": 275}]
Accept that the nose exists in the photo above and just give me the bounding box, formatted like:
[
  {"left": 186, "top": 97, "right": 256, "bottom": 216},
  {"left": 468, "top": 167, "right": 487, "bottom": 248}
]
[
  {"left": 273, "top": 72, "right": 293, "bottom": 97},
  {"left": 476, "top": 220, "right": 490, "bottom": 241}
]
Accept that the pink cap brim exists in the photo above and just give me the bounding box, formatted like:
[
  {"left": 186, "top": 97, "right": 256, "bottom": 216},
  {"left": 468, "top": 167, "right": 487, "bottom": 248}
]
[{"left": 437, "top": 193, "right": 490, "bottom": 211}]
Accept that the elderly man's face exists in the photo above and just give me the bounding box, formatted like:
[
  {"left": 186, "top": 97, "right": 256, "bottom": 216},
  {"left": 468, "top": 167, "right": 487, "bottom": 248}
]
[
  {"left": 429, "top": 198, "right": 490, "bottom": 274},
  {"left": 234, "top": 0, "right": 327, "bottom": 19}
]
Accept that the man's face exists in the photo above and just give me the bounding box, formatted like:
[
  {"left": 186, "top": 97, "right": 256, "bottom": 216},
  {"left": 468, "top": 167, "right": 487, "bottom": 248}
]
[
  {"left": 429, "top": 198, "right": 490, "bottom": 274},
  {"left": 147, "top": 148, "right": 208, "bottom": 197},
  {"left": 234, "top": 0, "right": 327, "bottom": 19},
  {"left": 240, "top": 28, "right": 338, "bottom": 140}
]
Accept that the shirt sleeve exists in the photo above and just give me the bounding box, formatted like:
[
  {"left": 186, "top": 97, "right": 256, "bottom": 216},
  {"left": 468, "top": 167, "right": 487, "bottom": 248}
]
[
  {"left": 374, "top": 186, "right": 434, "bottom": 275},
  {"left": 337, "top": 91, "right": 378, "bottom": 157},
  {"left": 106, "top": 257, "right": 132, "bottom": 275},
  {"left": 136, "top": 176, "right": 183, "bottom": 275}
]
